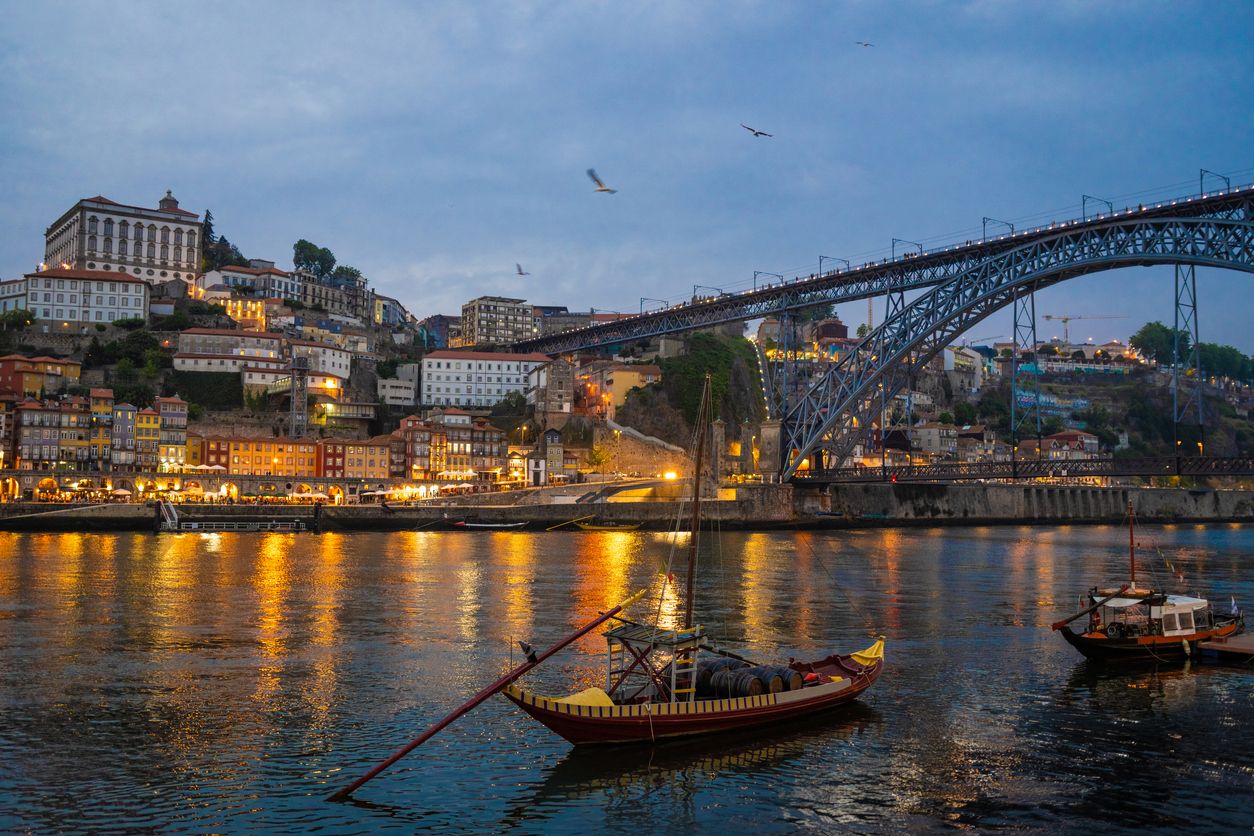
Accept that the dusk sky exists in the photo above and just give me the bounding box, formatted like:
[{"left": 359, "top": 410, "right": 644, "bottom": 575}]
[{"left": 1, "top": 2, "right": 1251, "bottom": 349}]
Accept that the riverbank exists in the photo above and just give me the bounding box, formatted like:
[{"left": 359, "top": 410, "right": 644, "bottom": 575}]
[{"left": 0, "top": 483, "right": 1250, "bottom": 532}]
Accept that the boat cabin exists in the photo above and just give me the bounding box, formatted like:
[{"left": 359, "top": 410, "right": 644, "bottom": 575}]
[
  {"left": 1089, "top": 592, "right": 1213, "bottom": 639},
  {"left": 603, "top": 623, "right": 705, "bottom": 705}
]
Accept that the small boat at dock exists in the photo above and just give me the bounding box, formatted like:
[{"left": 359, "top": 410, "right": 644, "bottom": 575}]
[
  {"left": 450, "top": 520, "right": 528, "bottom": 530},
  {"left": 1052, "top": 503, "right": 1243, "bottom": 661},
  {"left": 573, "top": 520, "right": 642, "bottom": 531}
]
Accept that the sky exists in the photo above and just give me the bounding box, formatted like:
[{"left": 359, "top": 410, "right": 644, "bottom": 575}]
[{"left": 1, "top": 1, "right": 1251, "bottom": 351}]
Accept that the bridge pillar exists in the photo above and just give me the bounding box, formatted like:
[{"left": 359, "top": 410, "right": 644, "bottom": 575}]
[
  {"left": 1173, "top": 264, "right": 1203, "bottom": 452},
  {"left": 759, "top": 420, "right": 782, "bottom": 483},
  {"left": 1010, "top": 286, "right": 1042, "bottom": 459},
  {"left": 710, "top": 419, "right": 725, "bottom": 485}
]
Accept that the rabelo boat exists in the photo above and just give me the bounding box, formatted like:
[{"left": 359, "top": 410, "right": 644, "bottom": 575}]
[{"left": 1052, "top": 503, "right": 1243, "bottom": 661}]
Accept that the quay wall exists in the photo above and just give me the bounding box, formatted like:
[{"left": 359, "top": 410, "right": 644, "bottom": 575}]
[{"left": 0, "top": 484, "right": 1249, "bottom": 532}]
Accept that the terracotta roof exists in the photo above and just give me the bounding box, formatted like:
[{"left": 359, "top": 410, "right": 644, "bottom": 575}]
[
  {"left": 181, "top": 327, "right": 284, "bottom": 339},
  {"left": 156, "top": 396, "right": 187, "bottom": 404},
  {"left": 31, "top": 355, "right": 80, "bottom": 364},
  {"left": 89, "top": 388, "right": 114, "bottom": 398},
  {"left": 83, "top": 195, "right": 121, "bottom": 205},
  {"left": 174, "top": 352, "right": 286, "bottom": 363},
  {"left": 23, "top": 268, "right": 149, "bottom": 284},
  {"left": 424, "top": 349, "right": 551, "bottom": 362},
  {"left": 288, "top": 338, "right": 349, "bottom": 350},
  {"left": 218, "top": 264, "right": 292, "bottom": 277}
]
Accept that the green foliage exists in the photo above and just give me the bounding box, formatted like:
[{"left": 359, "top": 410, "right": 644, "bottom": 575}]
[
  {"left": 376, "top": 359, "right": 398, "bottom": 379},
  {"left": 112, "top": 383, "right": 154, "bottom": 408},
  {"left": 152, "top": 311, "right": 192, "bottom": 331},
  {"left": 953, "top": 401, "right": 977, "bottom": 425},
  {"left": 94, "top": 323, "right": 107, "bottom": 332},
  {"left": 141, "top": 347, "right": 171, "bottom": 378},
  {"left": 1074, "top": 406, "right": 1119, "bottom": 449},
  {"left": 660, "top": 332, "right": 763, "bottom": 428},
  {"left": 1129, "top": 321, "right": 1189, "bottom": 365},
  {"left": 169, "top": 371, "right": 243, "bottom": 410},
  {"left": 491, "top": 390, "right": 527, "bottom": 417},
  {"left": 856, "top": 323, "right": 870, "bottom": 338},
  {"left": 0, "top": 309, "right": 35, "bottom": 329},
  {"left": 188, "top": 403, "right": 205, "bottom": 421},
  {"left": 293, "top": 239, "right": 336, "bottom": 279},
  {"left": 1197, "top": 341, "right": 1253, "bottom": 382},
  {"left": 1070, "top": 350, "right": 1087, "bottom": 360},
  {"left": 185, "top": 299, "right": 227, "bottom": 317},
  {"left": 284, "top": 298, "right": 305, "bottom": 310},
  {"left": 585, "top": 445, "right": 609, "bottom": 471},
  {"left": 111, "top": 317, "right": 145, "bottom": 330},
  {"left": 937, "top": 412, "right": 954, "bottom": 425},
  {"left": 203, "top": 209, "right": 216, "bottom": 245},
  {"left": 114, "top": 357, "right": 137, "bottom": 383},
  {"left": 331, "top": 264, "right": 363, "bottom": 284}
]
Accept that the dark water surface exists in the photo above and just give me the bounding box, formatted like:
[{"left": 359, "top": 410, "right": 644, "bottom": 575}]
[{"left": 0, "top": 525, "right": 1250, "bottom": 833}]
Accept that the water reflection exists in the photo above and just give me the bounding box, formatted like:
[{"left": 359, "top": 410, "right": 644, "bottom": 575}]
[{"left": 0, "top": 526, "right": 1249, "bottom": 834}]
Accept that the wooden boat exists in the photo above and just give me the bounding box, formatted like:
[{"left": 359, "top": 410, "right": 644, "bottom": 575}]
[
  {"left": 327, "top": 375, "right": 883, "bottom": 799},
  {"left": 503, "top": 375, "right": 884, "bottom": 744},
  {"left": 1052, "top": 503, "right": 1244, "bottom": 661},
  {"left": 451, "top": 520, "right": 528, "bottom": 530},
  {"left": 573, "top": 520, "right": 642, "bottom": 532}
]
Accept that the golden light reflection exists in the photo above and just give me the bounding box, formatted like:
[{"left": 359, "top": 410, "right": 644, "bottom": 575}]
[
  {"left": 304, "top": 532, "right": 344, "bottom": 734},
  {"left": 876, "top": 528, "right": 905, "bottom": 635},
  {"left": 497, "top": 533, "right": 538, "bottom": 643},
  {"left": 252, "top": 533, "right": 291, "bottom": 709},
  {"left": 569, "top": 532, "right": 638, "bottom": 653},
  {"left": 739, "top": 532, "right": 772, "bottom": 641}
]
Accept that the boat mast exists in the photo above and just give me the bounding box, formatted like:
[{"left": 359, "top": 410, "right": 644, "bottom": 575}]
[
  {"left": 1128, "top": 500, "right": 1136, "bottom": 587},
  {"left": 685, "top": 374, "right": 711, "bottom": 630}
]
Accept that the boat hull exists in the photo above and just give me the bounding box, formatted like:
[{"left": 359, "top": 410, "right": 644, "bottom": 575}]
[
  {"left": 503, "top": 656, "right": 882, "bottom": 745},
  {"left": 1060, "top": 620, "right": 1242, "bottom": 661}
]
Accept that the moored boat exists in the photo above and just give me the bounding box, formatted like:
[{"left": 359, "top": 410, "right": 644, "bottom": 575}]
[
  {"left": 504, "top": 374, "right": 884, "bottom": 744},
  {"left": 1052, "top": 503, "right": 1243, "bottom": 661},
  {"left": 573, "top": 520, "right": 642, "bottom": 531},
  {"left": 451, "top": 520, "right": 528, "bottom": 530}
]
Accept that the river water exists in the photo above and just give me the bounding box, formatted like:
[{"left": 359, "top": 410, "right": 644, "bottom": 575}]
[{"left": 0, "top": 525, "right": 1250, "bottom": 833}]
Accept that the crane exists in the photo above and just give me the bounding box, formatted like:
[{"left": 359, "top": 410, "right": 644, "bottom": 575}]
[
  {"left": 946, "top": 334, "right": 1003, "bottom": 351},
  {"left": 1042, "top": 314, "right": 1125, "bottom": 345}
]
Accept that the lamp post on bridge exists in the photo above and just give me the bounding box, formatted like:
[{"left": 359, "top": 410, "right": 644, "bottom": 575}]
[
  {"left": 1082, "top": 194, "right": 1113, "bottom": 221},
  {"left": 1199, "top": 168, "right": 1230, "bottom": 195},
  {"left": 819, "top": 255, "right": 849, "bottom": 276},
  {"left": 753, "top": 271, "right": 781, "bottom": 290},
  {"left": 981, "top": 217, "right": 1014, "bottom": 240},
  {"left": 639, "top": 297, "right": 667, "bottom": 315},
  {"left": 693, "top": 284, "right": 724, "bottom": 300}
]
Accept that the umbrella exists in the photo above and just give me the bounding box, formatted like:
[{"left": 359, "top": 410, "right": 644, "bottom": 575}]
[
  {"left": 206, "top": 465, "right": 227, "bottom": 471},
  {"left": 110, "top": 488, "right": 132, "bottom": 496}
]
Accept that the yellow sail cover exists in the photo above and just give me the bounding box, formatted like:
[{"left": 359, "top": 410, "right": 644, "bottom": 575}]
[
  {"left": 555, "top": 687, "right": 615, "bottom": 707},
  {"left": 850, "top": 638, "right": 885, "bottom": 667}
]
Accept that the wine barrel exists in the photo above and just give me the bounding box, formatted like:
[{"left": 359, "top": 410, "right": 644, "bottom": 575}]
[
  {"left": 709, "top": 668, "right": 764, "bottom": 698},
  {"left": 696, "top": 657, "right": 747, "bottom": 694},
  {"left": 745, "top": 665, "right": 784, "bottom": 693}
]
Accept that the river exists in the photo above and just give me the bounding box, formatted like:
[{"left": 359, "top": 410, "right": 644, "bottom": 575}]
[{"left": 0, "top": 525, "right": 1250, "bottom": 833}]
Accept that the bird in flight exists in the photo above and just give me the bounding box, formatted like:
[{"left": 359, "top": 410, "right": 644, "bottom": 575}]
[
  {"left": 856, "top": 41, "right": 874, "bottom": 47},
  {"left": 516, "top": 264, "right": 530, "bottom": 276},
  {"left": 587, "top": 168, "right": 617, "bottom": 194},
  {"left": 741, "top": 123, "right": 773, "bottom": 138}
]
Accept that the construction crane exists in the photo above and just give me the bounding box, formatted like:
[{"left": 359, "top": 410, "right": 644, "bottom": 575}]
[
  {"left": 1042, "top": 314, "right": 1125, "bottom": 345},
  {"left": 946, "top": 334, "right": 1003, "bottom": 352}
]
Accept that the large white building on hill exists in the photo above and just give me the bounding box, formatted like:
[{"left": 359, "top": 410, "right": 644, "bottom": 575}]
[{"left": 43, "top": 191, "right": 202, "bottom": 286}]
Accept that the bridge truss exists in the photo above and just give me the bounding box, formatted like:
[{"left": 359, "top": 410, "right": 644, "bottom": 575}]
[{"left": 779, "top": 206, "right": 1254, "bottom": 479}]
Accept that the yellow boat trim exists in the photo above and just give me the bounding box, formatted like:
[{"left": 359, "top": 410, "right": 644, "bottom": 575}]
[
  {"left": 504, "top": 683, "right": 792, "bottom": 718},
  {"left": 850, "top": 638, "right": 885, "bottom": 667}
]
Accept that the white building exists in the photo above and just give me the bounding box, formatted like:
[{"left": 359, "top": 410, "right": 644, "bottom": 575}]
[
  {"left": 421, "top": 350, "right": 551, "bottom": 408},
  {"left": 0, "top": 268, "right": 151, "bottom": 326},
  {"left": 377, "top": 377, "right": 418, "bottom": 407},
  {"left": 288, "top": 339, "right": 352, "bottom": 377},
  {"left": 198, "top": 260, "right": 303, "bottom": 302},
  {"left": 43, "top": 192, "right": 202, "bottom": 286},
  {"left": 174, "top": 328, "right": 285, "bottom": 373}
]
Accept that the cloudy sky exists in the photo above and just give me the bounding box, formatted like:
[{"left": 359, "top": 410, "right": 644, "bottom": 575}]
[{"left": 1, "top": 2, "right": 1251, "bottom": 349}]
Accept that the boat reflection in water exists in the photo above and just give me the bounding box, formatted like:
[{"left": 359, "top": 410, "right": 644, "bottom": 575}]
[{"left": 504, "top": 703, "right": 882, "bottom": 828}]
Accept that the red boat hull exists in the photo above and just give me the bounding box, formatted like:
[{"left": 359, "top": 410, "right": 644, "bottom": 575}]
[{"left": 503, "top": 653, "right": 883, "bottom": 745}]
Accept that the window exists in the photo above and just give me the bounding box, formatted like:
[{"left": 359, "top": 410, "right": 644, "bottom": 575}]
[
  {"left": 160, "top": 244, "right": 168, "bottom": 259},
  {"left": 119, "top": 221, "right": 128, "bottom": 239},
  {"left": 1162, "top": 612, "right": 1179, "bottom": 632},
  {"left": 161, "top": 227, "right": 170, "bottom": 244},
  {"left": 103, "top": 238, "right": 112, "bottom": 254},
  {"left": 133, "top": 240, "right": 142, "bottom": 256},
  {"left": 147, "top": 243, "right": 155, "bottom": 258},
  {"left": 88, "top": 217, "right": 98, "bottom": 234},
  {"left": 147, "top": 225, "right": 157, "bottom": 241}
]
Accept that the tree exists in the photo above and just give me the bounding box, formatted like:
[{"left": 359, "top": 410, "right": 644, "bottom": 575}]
[
  {"left": 1071, "top": 350, "right": 1087, "bottom": 361},
  {"left": 1130, "top": 321, "right": 1189, "bottom": 365},
  {"left": 202, "top": 209, "right": 216, "bottom": 245},
  {"left": 330, "top": 264, "right": 363, "bottom": 285},
  {"left": 114, "top": 357, "right": 137, "bottom": 384},
  {"left": 0, "top": 308, "right": 35, "bottom": 330},
  {"left": 937, "top": 412, "right": 955, "bottom": 425},
  {"left": 585, "top": 445, "right": 609, "bottom": 473},
  {"left": 293, "top": 239, "right": 336, "bottom": 279},
  {"left": 856, "top": 323, "right": 870, "bottom": 339},
  {"left": 1038, "top": 344, "right": 1060, "bottom": 357},
  {"left": 491, "top": 390, "right": 527, "bottom": 417},
  {"left": 954, "top": 401, "right": 976, "bottom": 425}
]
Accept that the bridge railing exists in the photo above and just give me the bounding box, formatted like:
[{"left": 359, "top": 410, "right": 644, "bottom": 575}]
[{"left": 792, "top": 456, "right": 1254, "bottom": 484}]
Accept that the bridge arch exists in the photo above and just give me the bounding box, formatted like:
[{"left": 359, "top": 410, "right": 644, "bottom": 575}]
[{"left": 780, "top": 216, "right": 1254, "bottom": 478}]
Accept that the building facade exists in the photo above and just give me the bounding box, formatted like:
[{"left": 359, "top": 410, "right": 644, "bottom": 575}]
[
  {"left": 454, "top": 296, "right": 534, "bottom": 347},
  {"left": 43, "top": 192, "right": 202, "bottom": 285},
  {"left": 1, "top": 269, "right": 152, "bottom": 327},
  {"left": 420, "top": 350, "right": 550, "bottom": 408}
]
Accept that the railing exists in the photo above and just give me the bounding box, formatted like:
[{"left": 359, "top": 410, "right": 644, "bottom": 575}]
[{"left": 793, "top": 456, "right": 1254, "bottom": 484}]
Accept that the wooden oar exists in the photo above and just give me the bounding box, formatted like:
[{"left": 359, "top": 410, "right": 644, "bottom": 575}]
[
  {"left": 1050, "top": 584, "right": 1131, "bottom": 631},
  {"left": 326, "top": 587, "right": 648, "bottom": 801},
  {"left": 545, "top": 514, "right": 594, "bottom": 531}
]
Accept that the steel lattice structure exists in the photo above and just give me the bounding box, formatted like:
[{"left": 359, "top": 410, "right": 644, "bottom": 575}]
[
  {"left": 792, "top": 455, "right": 1254, "bottom": 483},
  {"left": 513, "top": 187, "right": 1254, "bottom": 356},
  {"left": 779, "top": 208, "right": 1254, "bottom": 479}
]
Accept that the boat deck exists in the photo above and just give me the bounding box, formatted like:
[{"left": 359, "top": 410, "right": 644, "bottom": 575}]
[{"left": 1197, "top": 633, "right": 1254, "bottom": 661}]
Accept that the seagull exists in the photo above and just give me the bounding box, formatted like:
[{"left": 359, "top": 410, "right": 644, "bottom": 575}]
[
  {"left": 516, "top": 263, "right": 530, "bottom": 276},
  {"left": 856, "top": 41, "right": 874, "bottom": 47},
  {"left": 741, "top": 123, "right": 773, "bottom": 138},
  {"left": 587, "top": 168, "right": 617, "bottom": 194}
]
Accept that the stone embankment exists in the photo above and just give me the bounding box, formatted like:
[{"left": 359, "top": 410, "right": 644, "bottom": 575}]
[{"left": 0, "top": 484, "right": 1249, "bottom": 532}]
